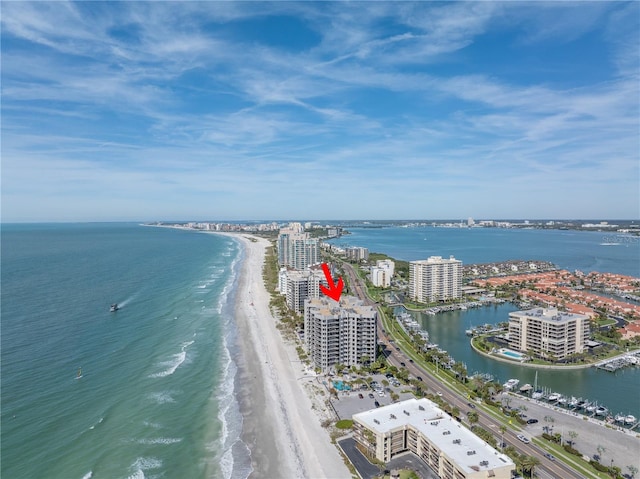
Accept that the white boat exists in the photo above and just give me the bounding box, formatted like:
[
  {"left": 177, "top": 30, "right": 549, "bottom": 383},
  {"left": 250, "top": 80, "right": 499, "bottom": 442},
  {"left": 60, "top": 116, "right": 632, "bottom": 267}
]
[
  {"left": 503, "top": 379, "right": 520, "bottom": 390},
  {"left": 110, "top": 303, "right": 119, "bottom": 312},
  {"left": 625, "top": 415, "right": 637, "bottom": 425},
  {"left": 75, "top": 367, "right": 83, "bottom": 380},
  {"left": 595, "top": 406, "right": 608, "bottom": 416},
  {"left": 568, "top": 397, "right": 579, "bottom": 408},
  {"left": 586, "top": 403, "right": 597, "bottom": 413},
  {"left": 557, "top": 396, "right": 567, "bottom": 405},
  {"left": 548, "top": 392, "right": 560, "bottom": 402},
  {"left": 532, "top": 390, "right": 544, "bottom": 400},
  {"left": 615, "top": 414, "right": 626, "bottom": 423}
]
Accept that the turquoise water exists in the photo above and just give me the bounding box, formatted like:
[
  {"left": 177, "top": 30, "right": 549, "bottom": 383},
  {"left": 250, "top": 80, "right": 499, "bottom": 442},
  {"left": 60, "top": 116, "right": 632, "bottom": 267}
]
[
  {"left": 333, "top": 381, "right": 351, "bottom": 391},
  {"left": 499, "top": 349, "right": 526, "bottom": 360},
  {"left": 1, "top": 224, "right": 250, "bottom": 479}
]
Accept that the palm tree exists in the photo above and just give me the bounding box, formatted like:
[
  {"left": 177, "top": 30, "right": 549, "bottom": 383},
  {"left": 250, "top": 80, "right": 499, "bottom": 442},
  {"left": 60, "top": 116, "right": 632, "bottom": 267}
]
[
  {"left": 522, "top": 455, "right": 541, "bottom": 478},
  {"left": 499, "top": 424, "right": 507, "bottom": 451},
  {"left": 568, "top": 430, "right": 578, "bottom": 448}
]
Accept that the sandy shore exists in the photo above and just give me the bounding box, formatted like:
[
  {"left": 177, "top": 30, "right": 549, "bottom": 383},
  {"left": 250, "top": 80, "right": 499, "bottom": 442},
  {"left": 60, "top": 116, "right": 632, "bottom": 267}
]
[{"left": 227, "top": 233, "right": 350, "bottom": 479}]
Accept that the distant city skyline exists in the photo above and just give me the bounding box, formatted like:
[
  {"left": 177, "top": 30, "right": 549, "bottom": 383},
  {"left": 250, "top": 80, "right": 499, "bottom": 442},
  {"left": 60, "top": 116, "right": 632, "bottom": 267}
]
[{"left": 2, "top": 2, "right": 639, "bottom": 222}]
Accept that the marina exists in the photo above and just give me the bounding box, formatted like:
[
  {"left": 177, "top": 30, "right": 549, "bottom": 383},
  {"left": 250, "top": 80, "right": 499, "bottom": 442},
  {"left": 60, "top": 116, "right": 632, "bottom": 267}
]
[{"left": 594, "top": 350, "right": 640, "bottom": 372}]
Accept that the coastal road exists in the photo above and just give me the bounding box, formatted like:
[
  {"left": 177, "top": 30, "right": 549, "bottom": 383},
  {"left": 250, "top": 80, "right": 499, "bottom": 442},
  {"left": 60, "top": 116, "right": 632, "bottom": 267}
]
[{"left": 338, "top": 259, "right": 589, "bottom": 479}]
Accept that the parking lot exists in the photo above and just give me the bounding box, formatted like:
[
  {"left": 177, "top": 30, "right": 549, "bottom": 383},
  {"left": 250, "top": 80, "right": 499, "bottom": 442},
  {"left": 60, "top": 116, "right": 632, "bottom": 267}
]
[{"left": 328, "top": 373, "right": 417, "bottom": 420}]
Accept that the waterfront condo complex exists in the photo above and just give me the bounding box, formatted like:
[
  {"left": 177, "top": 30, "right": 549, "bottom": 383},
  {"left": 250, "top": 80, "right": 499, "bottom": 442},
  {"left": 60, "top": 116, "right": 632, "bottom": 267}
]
[
  {"left": 304, "top": 296, "right": 377, "bottom": 370},
  {"left": 353, "top": 398, "right": 515, "bottom": 479},
  {"left": 409, "top": 256, "right": 463, "bottom": 303},
  {"left": 508, "top": 307, "right": 590, "bottom": 360},
  {"left": 277, "top": 222, "right": 319, "bottom": 270}
]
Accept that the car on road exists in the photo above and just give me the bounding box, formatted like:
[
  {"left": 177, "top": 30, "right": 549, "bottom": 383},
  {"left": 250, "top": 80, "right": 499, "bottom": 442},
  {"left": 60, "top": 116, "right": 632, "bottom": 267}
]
[
  {"left": 543, "top": 453, "right": 555, "bottom": 461},
  {"left": 416, "top": 376, "right": 423, "bottom": 381},
  {"left": 436, "top": 392, "right": 443, "bottom": 397},
  {"left": 409, "top": 359, "right": 414, "bottom": 363},
  {"left": 368, "top": 393, "right": 375, "bottom": 399},
  {"left": 374, "top": 401, "right": 380, "bottom": 407},
  {"left": 467, "top": 402, "right": 476, "bottom": 409},
  {"left": 527, "top": 418, "right": 538, "bottom": 424},
  {"left": 400, "top": 362, "right": 406, "bottom": 367},
  {"left": 517, "top": 434, "right": 530, "bottom": 444}
]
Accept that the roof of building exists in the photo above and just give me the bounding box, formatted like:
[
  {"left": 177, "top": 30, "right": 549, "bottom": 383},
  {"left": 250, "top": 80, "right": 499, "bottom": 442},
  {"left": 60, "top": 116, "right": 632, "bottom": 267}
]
[
  {"left": 510, "top": 307, "right": 589, "bottom": 322},
  {"left": 353, "top": 398, "right": 514, "bottom": 474}
]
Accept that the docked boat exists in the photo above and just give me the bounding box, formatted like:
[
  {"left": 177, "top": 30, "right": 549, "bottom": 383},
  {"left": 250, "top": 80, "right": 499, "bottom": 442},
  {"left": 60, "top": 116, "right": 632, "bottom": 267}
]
[
  {"left": 595, "top": 406, "right": 608, "bottom": 416},
  {"left": 110, "top": 303, "right": 119, "bottom": 312},
  {"left": 615, "top": 414, "right": 626, "bottom": 423},
  {"left": 532, "top": 390, "right": 544, "bottom": 400},
  {"left": 548, "top": 392, "right": 560, "bottom": 402},
  {"left": 625, "top": 415, "right": 637, "bottom": 425},
  {"left": 576, "top": 400, "right": 586, "bottom": 409},
  {"left": 503, "top": 379, "right": 520, "bottom": 390},
  {"left": 557, "top": 396, "right": 567, "bottom": 405},
  {"left": 586, "top": 403, "right": 596, "bottom": 413},
  {"left": 568, "top": 397, "right": 579, "bottom": 408}
]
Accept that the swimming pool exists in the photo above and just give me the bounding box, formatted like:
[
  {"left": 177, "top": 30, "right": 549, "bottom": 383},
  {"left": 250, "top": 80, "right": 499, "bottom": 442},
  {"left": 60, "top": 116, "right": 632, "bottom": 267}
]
[
  {"left": 498, "top": 349, "right": 526, "bottom": 360},
  {"left": 333, "top": 380, "right": 351, "bottom": 391}
]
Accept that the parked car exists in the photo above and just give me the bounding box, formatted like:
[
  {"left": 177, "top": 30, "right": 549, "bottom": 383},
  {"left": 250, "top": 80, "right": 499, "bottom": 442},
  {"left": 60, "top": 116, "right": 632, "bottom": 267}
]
[
  {"left": 358, "top": 393, "right": 364, "bottom": 399},
  {"left": 527, "top": 418, "right": 538, "bottom": 424},
  {"left": 374, "top": 401, "right": 380, "bottom": 407},
  {"left": 368, "top": 393, "right": 375, "bottom": 399},
  {"left": 517, "top": 434, "right": 530, "bottom": 444}
]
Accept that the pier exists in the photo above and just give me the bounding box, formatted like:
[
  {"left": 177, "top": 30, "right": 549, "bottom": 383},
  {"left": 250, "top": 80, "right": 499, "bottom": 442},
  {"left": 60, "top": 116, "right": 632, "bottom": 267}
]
[{"left": 594, "top": 350, "right": 640, "bottom": 372}]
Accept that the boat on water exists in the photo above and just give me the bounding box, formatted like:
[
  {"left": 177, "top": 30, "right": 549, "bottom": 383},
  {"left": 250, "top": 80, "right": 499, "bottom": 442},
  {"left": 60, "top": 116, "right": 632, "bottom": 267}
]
[
  {"left": 75, "top": 367, "right": 83, "bottom": 380},
  {"left": 595, "top": 406, "right": 608, "bottom": 416},
  {"left": 110, "top": 303, "right": 119, "bottom": 312},
  {"left": 532, "top": 390, "right": 544, "bottom": 400},
  {"left": 548, "top": 392, "right": 561, "bottom": 402},
  {"left": 615, "top": 414, "right": 626, "bottom": 423},
  {"left": 576, "top": 400, "right": 586, "bottom": 409},
  {"left": 557, "top": 396, "right": 567, "bottom": 405},
  {"left": 503, "top": 378, "right": 520, "bottom": 390},
  {"left": 568, "top": 397, "right": 579, "bottom": 408},
  {"left": 586, "top": 403, "right": 597, "bottom": 413},
  {"left": 625, "top": 415, "right": 637, "bottom": 425}
]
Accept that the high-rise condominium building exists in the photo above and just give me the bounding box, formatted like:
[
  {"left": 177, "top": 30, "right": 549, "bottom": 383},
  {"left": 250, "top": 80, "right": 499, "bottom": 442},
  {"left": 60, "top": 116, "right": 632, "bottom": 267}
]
[
  {"left": 284, "top": 267, "right": 327, "bottom": 313},
  {"left": 508, "top": 308, "right": 590, "bottom": 360},
  {"left": 371, "top": 259, "right": 395, "bottom": 288},
  {"left": 304, "top": 296, "right": 377, "bottom": 370},
  {"left": 277, "top": 223, "right": 319, "bottom": 270},
  {"left": 409, "top": 256, "right": 462, "bottom": 303}
]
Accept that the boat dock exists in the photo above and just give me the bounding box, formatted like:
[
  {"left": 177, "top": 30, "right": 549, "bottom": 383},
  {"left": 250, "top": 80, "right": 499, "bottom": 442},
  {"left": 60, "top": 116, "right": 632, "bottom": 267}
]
[{"left": 594, "top": 350, "right": 640, "bottom": 372}]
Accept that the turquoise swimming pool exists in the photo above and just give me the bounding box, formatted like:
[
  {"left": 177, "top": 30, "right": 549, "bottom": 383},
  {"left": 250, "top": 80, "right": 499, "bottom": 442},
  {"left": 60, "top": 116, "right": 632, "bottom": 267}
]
[
  {"left": 498, "top": 348, "right": 526, "bottom": 360},
  {"left": 333, "top": 380, "right": 351, "bottom": 391}
]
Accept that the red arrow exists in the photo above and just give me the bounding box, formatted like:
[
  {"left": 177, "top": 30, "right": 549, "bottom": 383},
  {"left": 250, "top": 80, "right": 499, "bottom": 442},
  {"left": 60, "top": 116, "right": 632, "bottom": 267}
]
[{"left": 320, "top": 263, "right": 344, "bottom": 302}]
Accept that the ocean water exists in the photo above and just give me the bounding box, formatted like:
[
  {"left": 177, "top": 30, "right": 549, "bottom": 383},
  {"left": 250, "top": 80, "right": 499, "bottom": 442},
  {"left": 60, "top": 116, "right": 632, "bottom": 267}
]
[{"left": 1, "top": 224, "right": 251, "bottom": 479}]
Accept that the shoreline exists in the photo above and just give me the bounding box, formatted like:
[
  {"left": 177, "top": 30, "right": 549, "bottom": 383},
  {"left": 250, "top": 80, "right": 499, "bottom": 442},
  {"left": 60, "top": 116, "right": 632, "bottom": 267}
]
[{"left": 219, "top": 232, "right": 349, "bottom": 479}]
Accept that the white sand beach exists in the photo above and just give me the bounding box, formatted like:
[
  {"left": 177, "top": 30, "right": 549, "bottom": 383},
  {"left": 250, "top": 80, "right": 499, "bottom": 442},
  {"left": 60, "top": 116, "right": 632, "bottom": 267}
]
[{"left": 229, "top": 233, "right": 350, "bottom": 479}]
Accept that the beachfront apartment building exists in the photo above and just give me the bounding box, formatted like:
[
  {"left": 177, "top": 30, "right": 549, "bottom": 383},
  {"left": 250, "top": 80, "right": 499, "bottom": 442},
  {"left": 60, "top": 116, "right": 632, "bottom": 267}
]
[
  {"left": 508, "top": 308, "right": 590, "bottom": 360},
  {"left": 409, "top": 256, "right": 462, "bottom": 303},
  {"left": 353, "top": 398, "right": 515, "bottom": 479},
  {"left": 284, "top": 267, "right": 328, "bottom": 313},
  {"left": 277, "top": 224, "right": 319, "bottom": 271},
  {"left": 304, "top": 296, "right": 377, "bottom": 370},
  {"left": 345, "top": 246, "right": 369, "bottom": 262},
  {"left": 371, "top": 259, "right": 395, "bottom": 288}
]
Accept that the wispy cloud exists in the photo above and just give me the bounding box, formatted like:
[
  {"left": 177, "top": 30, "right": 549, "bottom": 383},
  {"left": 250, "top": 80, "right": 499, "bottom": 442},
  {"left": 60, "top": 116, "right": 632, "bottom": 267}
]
[{"left": 1, "top": 1, "right": 638, "bottom": 221}]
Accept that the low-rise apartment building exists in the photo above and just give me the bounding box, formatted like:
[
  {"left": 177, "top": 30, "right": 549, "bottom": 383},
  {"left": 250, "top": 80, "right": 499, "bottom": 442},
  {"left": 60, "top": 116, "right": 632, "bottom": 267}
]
[{"left": 353, "top": 398, "right": 514, "bottom": 479}]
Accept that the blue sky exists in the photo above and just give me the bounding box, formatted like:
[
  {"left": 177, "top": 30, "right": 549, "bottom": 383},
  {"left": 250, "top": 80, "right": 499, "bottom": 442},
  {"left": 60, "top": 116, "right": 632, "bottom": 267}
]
[{"left": 1, "top": 2, "right": 638, "bottom": 222}]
